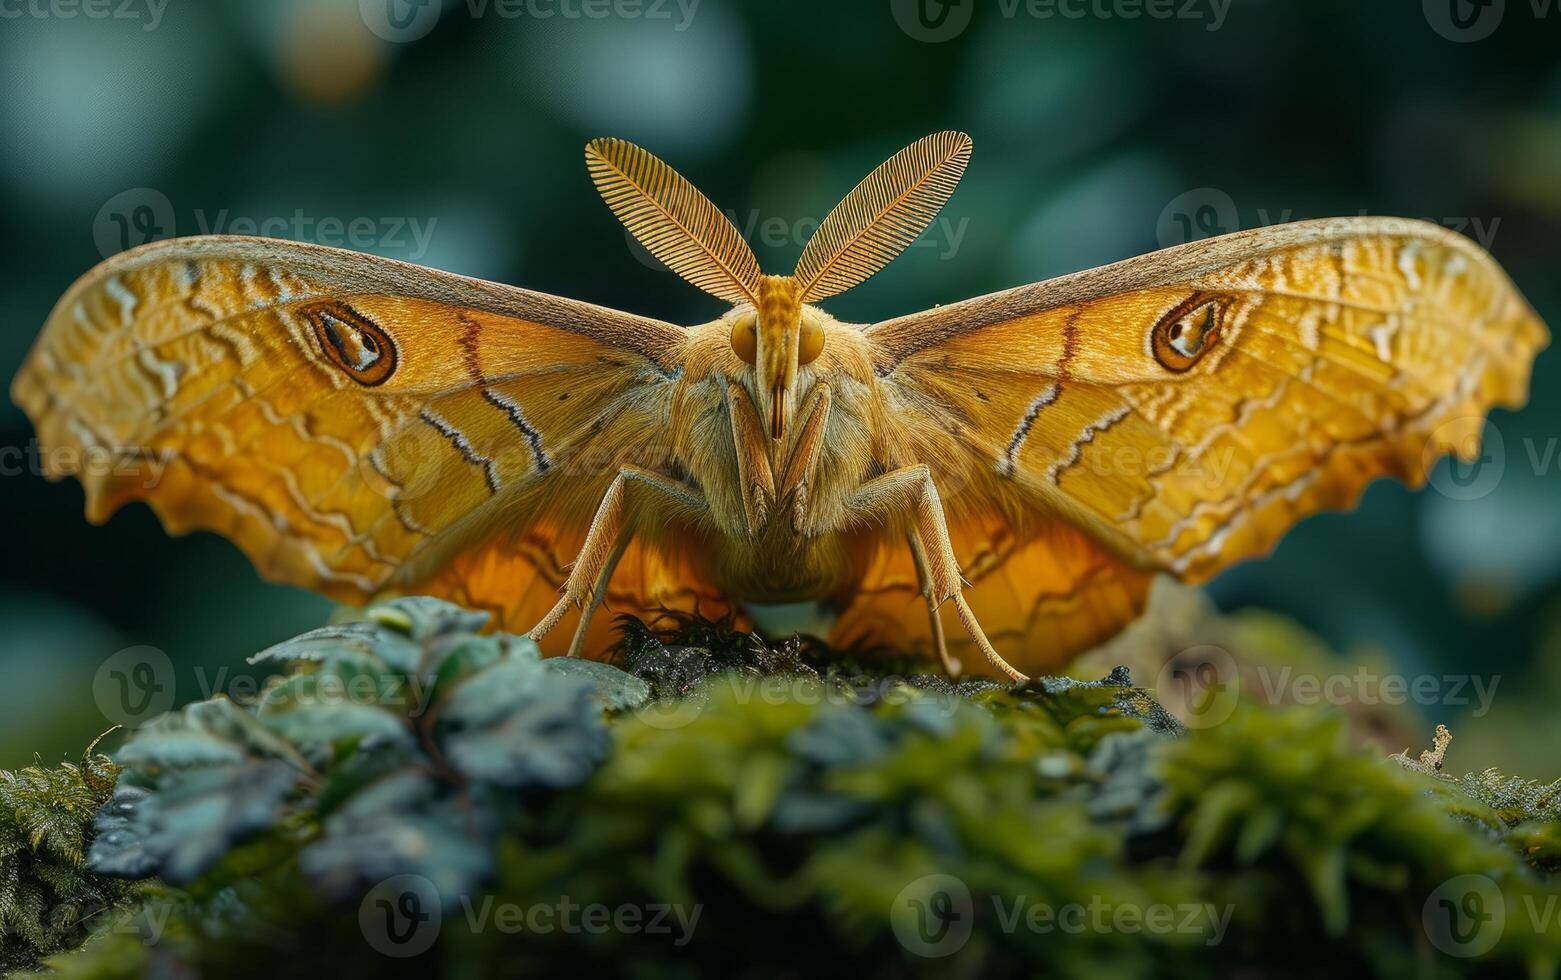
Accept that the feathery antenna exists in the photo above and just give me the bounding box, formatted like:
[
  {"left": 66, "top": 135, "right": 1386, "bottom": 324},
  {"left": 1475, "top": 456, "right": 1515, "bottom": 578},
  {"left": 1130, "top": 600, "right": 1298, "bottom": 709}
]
[
  {"left": 793, "top": 131, "right": 972, "bottom": 303},
  {"left": 586, "top": 138, "right": 762, "bottom": 306}
]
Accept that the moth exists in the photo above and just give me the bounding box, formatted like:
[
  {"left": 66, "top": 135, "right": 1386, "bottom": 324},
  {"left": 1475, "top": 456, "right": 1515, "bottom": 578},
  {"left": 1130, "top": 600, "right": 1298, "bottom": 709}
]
[{"left": 13, "top": 133, "right": 1547, "bottom": 679}]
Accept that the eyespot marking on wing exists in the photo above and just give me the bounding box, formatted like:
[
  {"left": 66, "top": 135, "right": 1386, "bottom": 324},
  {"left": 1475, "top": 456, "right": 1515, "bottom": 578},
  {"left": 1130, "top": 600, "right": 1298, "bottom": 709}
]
[
  {"left": 1151, "top": 294, "right": 1226, "bottom": 373},
  {"left": 302, "top": 301, "right": 398, "bottom": 386}
]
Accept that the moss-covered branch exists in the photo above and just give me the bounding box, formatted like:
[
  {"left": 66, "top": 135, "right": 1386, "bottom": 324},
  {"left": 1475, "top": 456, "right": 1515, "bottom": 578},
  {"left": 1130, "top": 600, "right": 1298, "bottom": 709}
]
[{"left": 6, "top": 598, "right": 1559, "bottom": 978}]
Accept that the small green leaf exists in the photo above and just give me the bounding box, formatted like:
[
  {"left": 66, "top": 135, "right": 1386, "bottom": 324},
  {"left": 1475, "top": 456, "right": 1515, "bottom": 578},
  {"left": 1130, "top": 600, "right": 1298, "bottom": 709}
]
[
  {"left": 114, "top": 732, "right": 245, "bottom": 769},
  {"left": 369, "top": 596, "right": 490, "bottom": 641},
  {"left": 88, "top": 761, "right": 298, "bottom": 884},
  {"left": 259, "top": 702, "right": 411, "bottom": 757},
  {"left": 252, "top": 622, "right": 420, "bottom": 674},
  {"left": 443, "top": 667, "right": 609, "bottom": 789},
  {"left": 541, "top": 656, "right": 651, "bottom": 711},
  {"left": 117, "top": 697, "right": 312, "bottom": 774},
  {"left": 302, "top": 807, "right": 494, "bottom": 907}
]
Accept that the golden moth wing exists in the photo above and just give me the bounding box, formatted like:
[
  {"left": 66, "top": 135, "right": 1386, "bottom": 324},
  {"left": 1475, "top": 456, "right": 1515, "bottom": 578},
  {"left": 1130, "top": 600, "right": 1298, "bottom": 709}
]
[
  {"left": 11, "top": 236, "right": 706, "bottom": 630},
  {"left": 871, "top": 217, "right": 1548, "bottom": 583},
  {"left": 417, "top": 521, "right": 745, "bottom": 656},
  {"left": 830, "top": 514, "right": 1152, "bottom": 677}
]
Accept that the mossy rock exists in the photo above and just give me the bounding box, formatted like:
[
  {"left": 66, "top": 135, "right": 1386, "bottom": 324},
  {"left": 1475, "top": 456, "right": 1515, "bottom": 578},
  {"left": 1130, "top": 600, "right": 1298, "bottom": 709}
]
[{"left": 5, "top": 597, "right": 1559, "bottom": 978}]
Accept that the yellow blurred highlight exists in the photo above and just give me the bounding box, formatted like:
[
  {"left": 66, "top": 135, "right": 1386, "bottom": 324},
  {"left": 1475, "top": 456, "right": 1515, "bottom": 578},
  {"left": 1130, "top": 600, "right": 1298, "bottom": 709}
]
[{"left": 275, "top": 3, "right": 386, "bottom": 104}]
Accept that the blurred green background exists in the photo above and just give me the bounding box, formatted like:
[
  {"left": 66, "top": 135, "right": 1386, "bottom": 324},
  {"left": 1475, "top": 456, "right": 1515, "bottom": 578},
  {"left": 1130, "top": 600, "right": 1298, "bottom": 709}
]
[{"left": 1, "top": 0, "right": 1556, "bottom": 771}]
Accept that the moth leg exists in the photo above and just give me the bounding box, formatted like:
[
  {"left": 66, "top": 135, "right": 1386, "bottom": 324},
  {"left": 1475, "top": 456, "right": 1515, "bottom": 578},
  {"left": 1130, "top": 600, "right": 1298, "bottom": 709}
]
[
  {"left": 727, "top": 383, "right": 776, "bottom": 537},
  {"left": 530, "top": 465, "right": 706, "bottom": 654},
  {"left": 845, "top": 465, "right": 1026, "bottom": 682},
  {"left": 779, "top": 383, "right": 832, "bottom": 534},
  {"left": 563, "top": 533, "right": 632, "bottom": 660},
  {"left": 907, "top": 532, "right": 960, "bottom": 678}
]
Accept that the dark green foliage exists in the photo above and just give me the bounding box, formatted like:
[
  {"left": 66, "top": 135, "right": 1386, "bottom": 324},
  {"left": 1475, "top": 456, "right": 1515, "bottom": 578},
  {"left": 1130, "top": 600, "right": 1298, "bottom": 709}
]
[
  {"left": 0, "top": 740, "right": 131, "bottom": 972},
  {"left": 300, "top": 770, "right": 495, "bottom": 902},
  {"left": 85, "top": 598, "right": 611, "bottom": 906},
  {"left": 441, "top": 658, "right": 610, "bottom": 789},
  {"left": 91, "top": 764, "right": 298, "bottom": 885},
  {"left": 15, "top": 598, "right": 1561, "bottom": 978},
  {"left": 1158, "top": 710, "right": 1561, "bottom": 974}
]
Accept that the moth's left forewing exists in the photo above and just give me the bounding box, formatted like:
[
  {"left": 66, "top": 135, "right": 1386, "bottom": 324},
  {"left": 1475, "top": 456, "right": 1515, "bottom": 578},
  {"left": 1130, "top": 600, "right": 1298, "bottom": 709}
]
[
  {"left": 10, "top": 236, "right": 714, "bottom": 651},
  {"left": 849, "top": 218, "right": 1545, "bottom": 671}
]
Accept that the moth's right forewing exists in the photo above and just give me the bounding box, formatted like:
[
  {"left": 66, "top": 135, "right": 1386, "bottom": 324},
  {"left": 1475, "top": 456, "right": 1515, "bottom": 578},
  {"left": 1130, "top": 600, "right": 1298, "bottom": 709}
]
[
  {"left": 870, "top": 217, "right": 1547, "bottom": 581},
  {"left": 855, "top": 218, "right": 1546, "bottom": 668}
]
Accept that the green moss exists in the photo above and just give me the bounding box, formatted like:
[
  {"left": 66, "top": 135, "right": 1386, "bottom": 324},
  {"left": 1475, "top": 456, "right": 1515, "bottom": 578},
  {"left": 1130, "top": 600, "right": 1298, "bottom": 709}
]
[
  {"left": 12, "top": 597, "right": 1561, "bottom": 978},
  {"left": 0, "top": 738, "right": 133, "bottom": 972}
]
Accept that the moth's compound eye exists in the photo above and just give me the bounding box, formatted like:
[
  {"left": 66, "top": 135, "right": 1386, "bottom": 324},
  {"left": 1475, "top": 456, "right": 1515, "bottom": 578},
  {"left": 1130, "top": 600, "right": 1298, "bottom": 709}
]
[
  {"left": 730, "top": 313, "right": 758, "bottom": 365},
  {"left": 798, "top": 314, "right": 825, "bottom": 365}
]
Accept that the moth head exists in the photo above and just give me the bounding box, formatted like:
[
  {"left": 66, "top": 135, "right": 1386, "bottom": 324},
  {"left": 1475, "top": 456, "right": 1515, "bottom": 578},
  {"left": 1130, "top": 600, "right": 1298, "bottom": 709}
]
[
  {"left": 586, "top": 132, "right": 968, "bottom": 438},
  {"left": 730, "top": 276, "right": 823, "bottom": 439}
]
